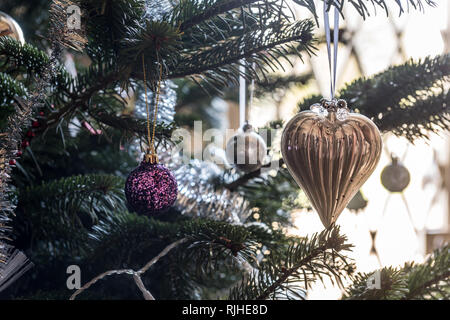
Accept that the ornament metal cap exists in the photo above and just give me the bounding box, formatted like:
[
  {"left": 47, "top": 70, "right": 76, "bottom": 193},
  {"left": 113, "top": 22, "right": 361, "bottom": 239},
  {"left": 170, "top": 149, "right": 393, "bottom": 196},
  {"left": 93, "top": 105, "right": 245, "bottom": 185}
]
[
  {"left": 390, "top": 154, "right": 399, "bottom": 165},
  {"left": 144, "top": 153, "right": 159, "bottom": 164},
  {"left": 320, "top": 98, "right": 348, "bottom": 112},
  {"left": 242, "top": 121, "right": 253, "bottom": 133}
]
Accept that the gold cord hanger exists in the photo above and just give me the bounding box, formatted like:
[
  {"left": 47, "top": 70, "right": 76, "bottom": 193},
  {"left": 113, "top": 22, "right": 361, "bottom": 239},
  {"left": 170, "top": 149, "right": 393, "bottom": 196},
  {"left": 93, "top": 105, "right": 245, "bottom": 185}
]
[{"left": 141, "top": 52, "right": 163, "bottom": 164}]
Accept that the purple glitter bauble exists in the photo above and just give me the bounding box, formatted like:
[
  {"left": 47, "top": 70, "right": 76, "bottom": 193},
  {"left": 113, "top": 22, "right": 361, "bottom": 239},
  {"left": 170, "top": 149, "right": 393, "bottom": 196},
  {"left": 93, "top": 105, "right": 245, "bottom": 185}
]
[{"left": 125, "top": 162, "right": 178, "bottom": 215}]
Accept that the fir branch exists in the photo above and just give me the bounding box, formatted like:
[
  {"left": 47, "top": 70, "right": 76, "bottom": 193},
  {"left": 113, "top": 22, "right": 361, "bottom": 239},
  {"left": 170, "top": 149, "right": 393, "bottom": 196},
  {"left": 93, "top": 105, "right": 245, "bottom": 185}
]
[
  {"left": 0, "top": 38, "right": 78, "bottom": 107},
  {"left": 80, "top": 0, "right": 146, "bottom": 53},
  {"left": 87, "top": 212, "right": 291, "bottom": 278},
  {"left": 12, "top": 174, "right": 127, "bottom": 255},
  {"left": 90, "top": 214, "right": 264, "bottom": 264},
  {"left": 224, "top": 159, "right": 284, "bottom": 191},
  {"left": 170, "top": 19, "right": 315, "bottom": 83},
  {"left": 254, "top": 74, "right": 312, "bottom": 98},
  {"left": 0, "top": 39, "right": 173, "bottom": 145},
  {"left": 294, "top": 0, "right": 437, "bottom": 22},
  {"left": 161, "top": 1, "right": 316, "bottom": 89},
  {"left": 89, "top": 112, "right": 176, "bottom": 145},
  {"left": 343, "top": 268, "right": 408, "bottom": 299},
  {"left": 380, "top": 90, "right": 449, "bottom": 141},
  {"left": 18, "top": 174, "right": 126, "bottom": 224},
  {"left": 168, "top": 20, "right": 313, "bottom": 78},
  {"left": 120, "top": 20, "right": 183, "bottom": 83},
  {"left": 44, "top": 72, "right": 122, "bottom": 127},
  {"left": 406, "top": 269, "right": 450, "bottom": 299},
  {"left": 0, "top": 245, "right": 34, "bottom": 293},
  {"left": 404, "top": 244, "right": 450, "bottom": 300},
  {"left": 85, "top": 212, "right": 296, "bottom": 298},
  {"left": 0, "top": 73, "right": 27, "bottom": 128},
  {"left": 0, "top": 6, "right": 66, "bottom": 289},
  {"left": 343, "top": 244, "right": 450, "bottom": 300},
  {"left": 229, "top": 226, "right": 354, "bottom": 299},
  {"left": 0, "top": 37, "right": 49, "bottom": 75},
  {"left": 176, "top": 0, "right": 259, "bottom": 31}
]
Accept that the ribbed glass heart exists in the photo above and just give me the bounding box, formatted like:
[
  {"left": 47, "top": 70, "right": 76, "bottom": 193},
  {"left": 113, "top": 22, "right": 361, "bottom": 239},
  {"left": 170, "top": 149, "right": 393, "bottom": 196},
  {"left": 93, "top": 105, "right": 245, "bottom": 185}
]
[{"left": 281, "top": 101, "right": 382, "bottom": 228}]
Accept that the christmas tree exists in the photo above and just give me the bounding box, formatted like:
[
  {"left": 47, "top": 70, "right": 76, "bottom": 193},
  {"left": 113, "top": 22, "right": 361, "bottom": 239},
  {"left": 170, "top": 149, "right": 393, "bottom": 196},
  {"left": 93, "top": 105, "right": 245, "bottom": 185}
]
[{"left": 0, "top": 0, "right": 448, "bottom": 300}]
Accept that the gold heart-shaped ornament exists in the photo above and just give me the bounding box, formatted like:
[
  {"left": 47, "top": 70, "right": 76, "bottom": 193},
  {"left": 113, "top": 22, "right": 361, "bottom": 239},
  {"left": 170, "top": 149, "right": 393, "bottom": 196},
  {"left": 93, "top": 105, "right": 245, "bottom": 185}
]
[{"left": 281, "top": 99, "right": 382, "bottom": 228}]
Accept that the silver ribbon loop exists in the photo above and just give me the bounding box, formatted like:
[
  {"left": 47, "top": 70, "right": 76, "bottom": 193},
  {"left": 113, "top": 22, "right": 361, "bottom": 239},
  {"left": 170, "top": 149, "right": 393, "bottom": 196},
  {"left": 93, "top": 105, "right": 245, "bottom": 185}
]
[
  {"left": 239, "top": 60, "right": 246, "bottom": 127},
  {"left": 323, "top": 1, "right": 340, "bottom": 99}
]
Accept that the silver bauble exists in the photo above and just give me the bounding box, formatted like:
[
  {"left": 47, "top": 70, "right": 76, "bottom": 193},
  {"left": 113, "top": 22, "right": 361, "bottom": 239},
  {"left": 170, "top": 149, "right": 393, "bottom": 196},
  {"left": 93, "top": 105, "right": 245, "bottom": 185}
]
[
  {"left": 347, "top": 189, "right": 368, "bottom": 212},
  {"left": 204, "top": 144, "right": 230, "bottom": 168},
  {"left": 0, "top": 12, "right": 24, "bottom": 44},
  {"left": 226, "top": 123, "right": 267, "bottom": 173},
  {"left": 381, "top": 156, "right": 410, "bottom": 193}
]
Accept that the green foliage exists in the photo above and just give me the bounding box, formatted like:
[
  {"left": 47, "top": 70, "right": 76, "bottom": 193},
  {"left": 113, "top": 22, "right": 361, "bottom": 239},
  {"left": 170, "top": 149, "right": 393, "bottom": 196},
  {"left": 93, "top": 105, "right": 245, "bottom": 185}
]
[
  {"left": 343, "top": 267, "right": 408, "bottom": 299},
  {"left": 405, "top": 244, "right": 450, "bottom": 299},
  {"left": 0, "top": 37, "right": 175, "bottom": 146},
  {"left": 19, "top": 174, "right": 126, "bottom": 222},
  {"left": 298, "top": 54, "right": 450, "bottom": 141},
  {"left": 13, "top": 174, "right": 126, "bottom": 253},
  {"left": 0, "top": 72, "right": 26, "bottom": 128},
  {"left": 343, "top": 244, "right": 450, "bottom": 300},
  {"left": 90, "top": 112, "right": 177, "bottom": 147},
  {"left": 169, "top": 2, "right": 316, "bottom": 89},
  {"left": 254, "top": 74, "right": 312, "bottom": 98},
  {"left": 65, "top": 0, "right": 319, "bottom": 92},
  {"left": 70, "top": 213, "right": 289, "bottom": 299},
  {"left": 294, "top": 0, "right": 436, "bottom": 22},
  {"left": 81, "top": 0, "right": 146, "bottom": 59},
  {"left": 74, "top": 0, "right": 319, "bottom": 90},
  {"left": 0, "top": 37, "right": 49, "bottom": 75},
  {"left": 88, "top": 214, "right": 275, "bottom": 269},
  {"left": 87, "top": 0, "right": 146, "bottom": 32},
  {"left": 120, "top": 20, "right": 183, "bottom": 82},
  {"left": 11, "top": 126, "right": 140, "bottom": 188},
  {"left": 229, "top": 226, "right": 355, "bottom": 299}
]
